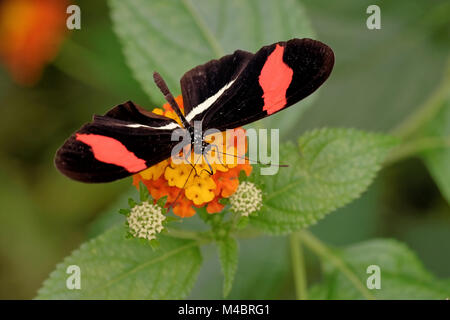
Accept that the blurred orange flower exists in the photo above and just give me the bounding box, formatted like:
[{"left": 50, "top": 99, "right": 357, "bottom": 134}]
[
  {"left": 0, "top": 0, "right": 68, "bottom": 85},
  {"left": 133, "top": 96, "right": 252, "bottom": 218}
]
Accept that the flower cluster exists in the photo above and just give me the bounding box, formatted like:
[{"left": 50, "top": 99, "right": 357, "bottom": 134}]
[
  {"left": 0, "top": 0, "right": 68, "bottom": 85},
  {"left": 229, "top": 181, "right": 263, "bottom": 216},
  {"left": 132, "top": 96, "right": 253, "bottom": 218},
  {"left": 127, "top": 201, "right": 166, "bottom": 241}
]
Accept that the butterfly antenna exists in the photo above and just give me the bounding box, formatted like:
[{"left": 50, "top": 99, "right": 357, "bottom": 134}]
[
  {"left": 153, "top": 71, "right": 190, "bottom": 129},
  {"left": 212, "top": 147, "right": 288, "bottom": 167}
]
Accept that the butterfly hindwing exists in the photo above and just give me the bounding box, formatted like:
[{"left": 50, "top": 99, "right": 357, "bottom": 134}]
[
  {"left": 181, "top": 38, "right": 334, "bottom": 131},
  {"left": 55, "top": 103, "right": 180, "bottom": 183}
]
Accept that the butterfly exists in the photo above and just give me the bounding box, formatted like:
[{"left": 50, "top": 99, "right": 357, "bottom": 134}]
[{"left": 55, "top": 38, "right": 334, "bottom": 183}]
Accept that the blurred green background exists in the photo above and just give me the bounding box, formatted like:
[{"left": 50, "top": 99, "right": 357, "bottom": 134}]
[{"left": 0, "top": 0, "right": 449, "bottom": 299}]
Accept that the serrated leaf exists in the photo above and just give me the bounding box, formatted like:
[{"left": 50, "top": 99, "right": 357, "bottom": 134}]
[
  {"left": 296, "top": 2, "right": 449, "bottom": 136},
  {"left": 309, "top": 239, "right": 450, "bottom": 300},
  {"left": 157, "top": 195, "right": 168, "bottom": 208},
  {"left": 188, "top": 236, "right": 289, "bottom": 299},
  {"left": 217, "top": 236, "right": 238, "bottom": 297},
  {"left": 420, "top": 96, "right": 450, "bottom": 204},
  {"left": 236, "top": 216, "right": 249, "bottom": 229},
  {"left": 119, "top": 208, "right": 130, "bottom": 215},
  {"left": 139, "top": 182, "right": 149, "bottom": 202},
  {"left": 128, "top": 198, "right": 137, "bottom": 208},
  {"left": 250, "top": 128, "right": 398, "bottom": 234},
  {"left": 108, "top": 0, "right": 316, "bottom": 134},
  {"left": 36, "top": 226, "right": 202, "bottom": 299}
]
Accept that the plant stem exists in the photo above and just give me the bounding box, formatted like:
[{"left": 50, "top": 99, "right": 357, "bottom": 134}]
[
  {"left": 391, "top": 56, "right": 450, "bottom": 140},
  {"left": 167, "top": 228, "right": 211, "bottom": 242},
  {"left": 233, "top": 227, "right": 263, "bottom": 239},
  {"left": 384, "top": 136, "right": 450, "bottom": 166},
  {"left": 290, "top": 232, "right": 308, "bottom": 300},
  {"left": 299, "top": 230, "right": 375, "bottom": 300}
]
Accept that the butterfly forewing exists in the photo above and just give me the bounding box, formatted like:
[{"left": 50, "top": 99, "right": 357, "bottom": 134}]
[
  {"left": 180, "top": 50, "right": 253, "bottom": 122},
  {"left": 55, "top": 102, "right": 180, "bottom": 183},
  {"left": 181, "top": 38, "right": 334, "bottom": 131},
  {"left": 104, "top": 100, "right": 179, "bottom": 128}
]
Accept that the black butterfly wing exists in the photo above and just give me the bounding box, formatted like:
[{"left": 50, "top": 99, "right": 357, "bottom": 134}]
[
  {"left": 181, "top": 38, "right": 334, "bottom": 131},
  {"left": 56, "top": 39, "right": 333, "bottom": 183},
  {"left": 180, "top": 50, "right": 253, "bottom": 122},
  {"left": 55, "top": 101, "right": 181, "bottom": 183}
]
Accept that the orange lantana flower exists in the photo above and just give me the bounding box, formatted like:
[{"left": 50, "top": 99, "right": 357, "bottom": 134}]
[
  {"left": 0, "top": 0, "right": 68, "bottom": 85},
  {"left": 132, "top": 96, "right": 252, "bottom": 218}
]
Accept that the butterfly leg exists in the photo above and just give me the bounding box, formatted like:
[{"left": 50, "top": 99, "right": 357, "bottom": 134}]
[
  {"left": 182, "top": 147, "right": 200, "bottom": 176},
  {"left": 202, "top": 155, "right": 214, "bottom": 176}
]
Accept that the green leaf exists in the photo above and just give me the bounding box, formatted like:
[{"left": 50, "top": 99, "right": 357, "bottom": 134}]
[
  {"left": 108, "top": 0, "right": 316, "bottom": 133},
  {"left": 236, "top": 216, "right": 250, "bottom": 229},
  {"left": 420, "top": 96, "right": 450, "bottom": 204},
  {"left": 36, "top": 226, "right": 202, "bottom": 299},
  {"left": 250, "top": 128, "right": 398, "bottom": 234},
  {"left": 217, "top": 236, "right": 239, "bottom": 298},
  {"left": 157, "top": 195, "right": 168, "bottom": 208},
  {"left": 119, "top": 208, "right": 130, "bottom": 216},
  {"left": 189, "top": 236, "right": 289, "bottom": 299},
  {"left": 309, "top": 239, "right": 450, "bottom": 299},
  {"left": 139, "top": 182, "right": 149, "bottom": 202},
  {"left": 128, "top": 198, "right": 137, "bottom": 208},
  {"left": 297, "top": 1, "right": 449, "bottom": 135}
]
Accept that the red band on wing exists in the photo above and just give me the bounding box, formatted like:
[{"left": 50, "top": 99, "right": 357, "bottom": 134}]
[
  {"left": 258, "top": 44, "right": 293, "bottom": 115},
  {"left": 76, "top": 133, "right": 147, "bottom": 173}
]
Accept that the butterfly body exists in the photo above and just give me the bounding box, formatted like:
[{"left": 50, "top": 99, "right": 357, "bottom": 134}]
[{"left": 55, "top": 38, "right": 334, "bottom": 183}]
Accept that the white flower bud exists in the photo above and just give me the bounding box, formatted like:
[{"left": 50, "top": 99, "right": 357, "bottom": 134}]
[
  {"left": 127, "top": 201, "right": 166, "bottom": 241},
  {"left": 230, "top": 181, "right": 262, "bottom": 217}
]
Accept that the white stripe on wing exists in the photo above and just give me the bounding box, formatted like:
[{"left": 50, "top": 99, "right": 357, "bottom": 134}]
[
  {"left": 124, "top": 122, "right": 180, "bottom": 130},
  {"left": 185, "top": 79, "right": 236, "bottom": 122}
]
